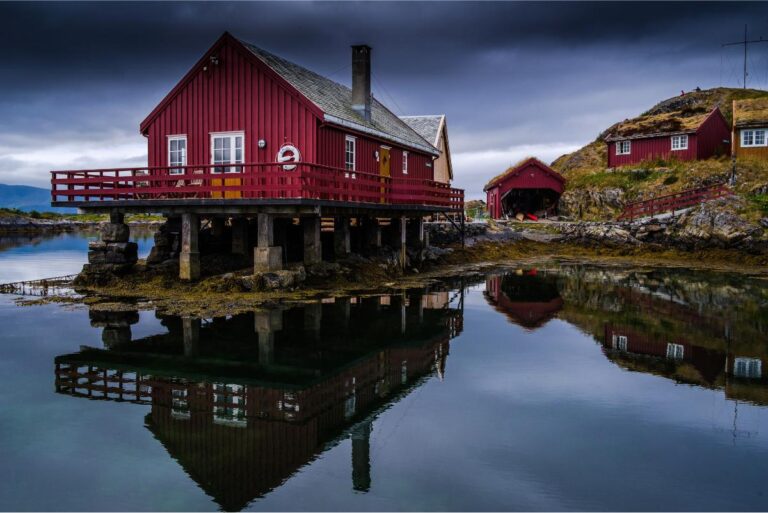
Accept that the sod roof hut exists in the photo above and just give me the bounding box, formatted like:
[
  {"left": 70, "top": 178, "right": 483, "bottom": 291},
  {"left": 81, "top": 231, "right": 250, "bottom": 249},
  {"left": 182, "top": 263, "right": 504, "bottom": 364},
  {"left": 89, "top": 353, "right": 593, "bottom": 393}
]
[
  {"left": 604, "top": 106, "right": 731, "bottom": 167},
  {"left": 483, "top": 157, "right": 565, "bottom": 220},
  {"left": 733, "top": 98, "right": 768, "bottom": 159}
]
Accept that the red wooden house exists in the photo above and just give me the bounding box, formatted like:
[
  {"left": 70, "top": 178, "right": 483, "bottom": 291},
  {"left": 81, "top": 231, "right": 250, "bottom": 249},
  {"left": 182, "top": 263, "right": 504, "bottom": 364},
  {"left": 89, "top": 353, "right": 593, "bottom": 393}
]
[
  {"left": 50, "top": 32, "right": 463, "bottom": 279},
  {"left": 483, "top": 157, "right": 566, "bottom": 220},
  {"left": 605, "top": 106, "right": 731, "bottom": 167}
]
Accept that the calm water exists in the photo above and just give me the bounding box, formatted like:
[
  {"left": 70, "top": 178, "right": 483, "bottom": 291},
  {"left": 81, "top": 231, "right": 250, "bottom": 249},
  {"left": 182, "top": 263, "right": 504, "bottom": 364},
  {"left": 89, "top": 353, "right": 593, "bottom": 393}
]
[{"left": 1, "top": 232, "right": 768, "bottom": 511}]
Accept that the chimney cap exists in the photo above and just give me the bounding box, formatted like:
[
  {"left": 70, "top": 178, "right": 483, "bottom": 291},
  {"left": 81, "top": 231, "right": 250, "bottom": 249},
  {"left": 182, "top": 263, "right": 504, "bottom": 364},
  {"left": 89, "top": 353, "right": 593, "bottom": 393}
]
[{"left": 351, "top": 44, "right": 372, "bottom": 51}]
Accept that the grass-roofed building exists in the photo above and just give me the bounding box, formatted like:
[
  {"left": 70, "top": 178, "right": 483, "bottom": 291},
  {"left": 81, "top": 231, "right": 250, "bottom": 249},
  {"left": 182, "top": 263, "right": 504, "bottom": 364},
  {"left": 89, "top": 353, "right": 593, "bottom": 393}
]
[
  {"left": 733, "top": 97, "right": 768, "bottom": 159},
  {"left": 604, "top": 105, "right": 731, "bottom": 168}
]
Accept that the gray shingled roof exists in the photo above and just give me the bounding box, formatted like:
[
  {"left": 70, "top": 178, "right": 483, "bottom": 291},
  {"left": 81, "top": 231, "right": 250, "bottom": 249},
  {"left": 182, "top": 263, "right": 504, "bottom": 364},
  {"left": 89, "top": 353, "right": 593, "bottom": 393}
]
[
  {"left": 399, "top": 115, "right": 444, "bottom": 147},
  {"left": 239, "top": 39, "right": 438, "bottom": 156}
]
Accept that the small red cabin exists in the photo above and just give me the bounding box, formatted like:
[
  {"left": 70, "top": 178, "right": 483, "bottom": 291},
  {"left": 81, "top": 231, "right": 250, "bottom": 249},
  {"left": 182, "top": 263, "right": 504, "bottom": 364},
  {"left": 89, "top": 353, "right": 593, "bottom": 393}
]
[
  {"left": 483, "top": 157, "right": 566, "bottom": 220},
  {"left": 605, "top": 107, "right": 731, "bottom": 167}
]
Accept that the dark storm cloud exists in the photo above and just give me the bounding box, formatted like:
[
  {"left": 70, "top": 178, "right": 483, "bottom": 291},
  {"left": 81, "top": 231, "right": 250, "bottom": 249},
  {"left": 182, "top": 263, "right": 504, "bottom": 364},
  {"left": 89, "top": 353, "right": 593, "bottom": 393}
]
[{"left": 0, "top": 2, "right": 766, "bottom": 196}]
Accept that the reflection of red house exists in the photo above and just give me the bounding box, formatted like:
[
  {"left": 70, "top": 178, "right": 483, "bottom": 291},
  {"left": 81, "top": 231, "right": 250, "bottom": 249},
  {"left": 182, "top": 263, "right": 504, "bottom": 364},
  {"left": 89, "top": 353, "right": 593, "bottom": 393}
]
[
  {"left": 603, "top": 323, "right": 725, "bottom": 385},
  {"left": 55, "top": 338, "right": 449, "bottom": 510},
  {"left": 484, "top": 274, "right": 563, "bottom": 330}
]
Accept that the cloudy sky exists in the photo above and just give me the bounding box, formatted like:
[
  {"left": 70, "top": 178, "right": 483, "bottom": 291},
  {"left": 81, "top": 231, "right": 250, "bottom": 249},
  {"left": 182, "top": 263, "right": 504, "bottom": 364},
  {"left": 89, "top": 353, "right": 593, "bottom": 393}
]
[{"left": 1, "top": 2, "right": 767, "bottom": 199}]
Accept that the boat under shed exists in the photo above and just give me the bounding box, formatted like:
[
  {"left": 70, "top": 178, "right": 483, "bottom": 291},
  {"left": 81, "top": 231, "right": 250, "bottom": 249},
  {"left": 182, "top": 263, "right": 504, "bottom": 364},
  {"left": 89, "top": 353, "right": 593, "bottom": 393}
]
[{"left": 484, "top": 157, "right": 566, "bottom": 220}]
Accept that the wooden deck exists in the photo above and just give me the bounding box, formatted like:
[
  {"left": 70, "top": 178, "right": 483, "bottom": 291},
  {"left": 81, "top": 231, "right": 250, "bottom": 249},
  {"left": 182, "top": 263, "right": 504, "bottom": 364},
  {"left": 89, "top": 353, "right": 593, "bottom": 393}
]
[{"left": 51, "top": 162, "right": 464, "bottom": 213}]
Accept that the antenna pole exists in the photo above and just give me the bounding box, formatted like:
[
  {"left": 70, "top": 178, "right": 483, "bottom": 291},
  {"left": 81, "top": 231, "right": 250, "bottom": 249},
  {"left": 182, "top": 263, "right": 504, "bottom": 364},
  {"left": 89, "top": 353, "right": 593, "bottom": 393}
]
[{"left": 722, "top": 24, "right": 768, "bottom": 89}]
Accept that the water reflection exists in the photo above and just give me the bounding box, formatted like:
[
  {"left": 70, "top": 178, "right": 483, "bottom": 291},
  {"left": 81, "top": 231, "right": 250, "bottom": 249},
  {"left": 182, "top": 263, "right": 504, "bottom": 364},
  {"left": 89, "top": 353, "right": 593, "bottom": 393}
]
[
  {"left": 54, "top": 286, "right": 464, "bottom": 511},
  {"left": 485, "top": 266, "right": 768, "bottom": 408}
]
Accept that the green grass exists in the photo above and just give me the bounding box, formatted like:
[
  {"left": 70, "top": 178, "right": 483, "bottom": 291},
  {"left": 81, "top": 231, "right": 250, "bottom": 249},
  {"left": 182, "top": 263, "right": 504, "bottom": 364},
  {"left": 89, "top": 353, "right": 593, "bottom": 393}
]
[{"left": 0, "top": 208, "right": 163, "bottom": 223}]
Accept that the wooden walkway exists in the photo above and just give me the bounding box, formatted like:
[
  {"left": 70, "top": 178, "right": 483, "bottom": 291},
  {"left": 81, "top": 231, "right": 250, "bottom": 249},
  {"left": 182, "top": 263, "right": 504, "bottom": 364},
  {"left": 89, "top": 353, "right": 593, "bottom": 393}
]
[{"left": 618, "top": 183, "right": 732, "bottom": 221}]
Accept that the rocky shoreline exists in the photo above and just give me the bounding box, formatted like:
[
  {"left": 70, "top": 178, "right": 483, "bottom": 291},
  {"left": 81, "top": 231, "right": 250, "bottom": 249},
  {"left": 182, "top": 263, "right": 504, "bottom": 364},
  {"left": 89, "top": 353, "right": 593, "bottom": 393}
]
[{"left": 0, "top": 214, "right": 162, "bottom": 234}]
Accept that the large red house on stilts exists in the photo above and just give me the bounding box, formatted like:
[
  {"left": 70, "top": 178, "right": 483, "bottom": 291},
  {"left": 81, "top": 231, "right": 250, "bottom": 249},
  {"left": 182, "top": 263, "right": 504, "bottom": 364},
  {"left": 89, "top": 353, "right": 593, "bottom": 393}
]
[{"left": 50, "top": 32, "right": 463, "bottom": 280}]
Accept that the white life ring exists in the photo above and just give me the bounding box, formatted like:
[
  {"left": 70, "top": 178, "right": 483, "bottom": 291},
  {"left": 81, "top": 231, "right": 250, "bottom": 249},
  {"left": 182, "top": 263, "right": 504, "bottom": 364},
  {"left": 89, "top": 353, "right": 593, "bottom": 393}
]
[{"left": 276, "top": 144, "right": 301, "bottom": 171}]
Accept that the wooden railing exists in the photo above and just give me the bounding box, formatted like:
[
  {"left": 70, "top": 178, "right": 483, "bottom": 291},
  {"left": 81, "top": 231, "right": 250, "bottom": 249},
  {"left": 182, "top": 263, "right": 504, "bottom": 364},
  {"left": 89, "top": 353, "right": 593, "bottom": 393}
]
[
  {"left": 618, "top": 183, "right": 732, "bottom": 221},
  {"left": 51, "top": 163, "right": 464, "bottom": 210}
]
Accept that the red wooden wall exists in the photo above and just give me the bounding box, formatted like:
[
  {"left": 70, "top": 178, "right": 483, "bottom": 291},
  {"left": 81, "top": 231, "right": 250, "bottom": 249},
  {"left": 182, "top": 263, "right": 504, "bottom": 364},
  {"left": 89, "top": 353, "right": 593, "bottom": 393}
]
[
  {"left": 144, "top": 38, "right": 319, "bottom": 168},
  {"left": 486, "top": 161, "right": 565, "bottom": 219},
  {"left": 607, "top": 110, "right": 731, "bottom": 167},
  {"left": 142, "top": 35, "right": 436, "bottom": 181},
  {"left": 607, "top": 135, "right": 699, "bottom": 167},
  {"left": 317, "top": 126, "right": 434, "bottom": 179}
]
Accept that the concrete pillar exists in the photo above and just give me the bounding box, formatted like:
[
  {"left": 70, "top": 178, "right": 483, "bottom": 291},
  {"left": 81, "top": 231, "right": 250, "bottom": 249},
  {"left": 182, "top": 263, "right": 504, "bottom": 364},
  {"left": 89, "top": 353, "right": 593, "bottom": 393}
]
[
  {"left": 182, "top": 317, "right": 201, "bottom": 357},
  {"left": 180, "top": 213, "right": 200, "bottom": 281},
  {"left": 351, "top": 422, "right": 372, "bottom": 492},
  {"left": 254, "top": 213, "right": 283, "bottom": 272},
  {"left": 363, "top": 217, "right": 381, "bottom": 252},
  {"left": 255, "top": 309, "right": 282, "bottom": 365},
  {"left": 303, "top": 216, "right": 322, "bottom": 265},
  {"left": 211, "top": 217, "right": 226, "bottom": 238},
  {"left": 334, "top": 217, "right": 351, "bottom": 258},
  {"left": 390, "top": 216, "right": 406, "bottom": 268},
  {"left": 231, "top": 217, "right": 249, "bottom": 256}
]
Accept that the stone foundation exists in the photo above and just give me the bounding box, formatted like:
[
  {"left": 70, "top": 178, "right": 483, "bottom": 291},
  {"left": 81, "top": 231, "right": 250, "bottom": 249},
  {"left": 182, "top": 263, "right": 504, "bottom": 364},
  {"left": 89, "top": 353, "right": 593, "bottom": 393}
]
[{"left": 85, "top": 221, "right": 137, "bottom": 275}]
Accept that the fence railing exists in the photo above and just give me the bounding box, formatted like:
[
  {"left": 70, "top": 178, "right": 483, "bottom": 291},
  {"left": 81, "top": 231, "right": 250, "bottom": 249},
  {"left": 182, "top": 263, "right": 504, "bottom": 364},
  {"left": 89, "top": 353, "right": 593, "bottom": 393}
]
[
  {"left": 618, "top": 183, "right": 732, "bottom": 221},
  {"left": 50, "top": 163, "right": 464, "bottom": 211}
]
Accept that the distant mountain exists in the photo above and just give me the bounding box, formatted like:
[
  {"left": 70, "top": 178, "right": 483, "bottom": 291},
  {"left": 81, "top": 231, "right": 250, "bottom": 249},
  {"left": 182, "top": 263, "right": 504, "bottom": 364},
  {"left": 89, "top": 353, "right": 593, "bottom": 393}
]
[{"left": 0, "top": 184, "right": 76, "bottom": 213}]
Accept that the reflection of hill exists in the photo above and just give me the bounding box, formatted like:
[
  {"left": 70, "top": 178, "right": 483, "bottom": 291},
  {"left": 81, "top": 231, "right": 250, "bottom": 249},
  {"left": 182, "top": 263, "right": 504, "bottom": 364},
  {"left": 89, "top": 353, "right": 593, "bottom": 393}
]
[
  {"left": 482, "top": 265, "right": 768, "bottom": 407},
  {"left": 54, "top": 289, "right": 463, "bottom": 510}
]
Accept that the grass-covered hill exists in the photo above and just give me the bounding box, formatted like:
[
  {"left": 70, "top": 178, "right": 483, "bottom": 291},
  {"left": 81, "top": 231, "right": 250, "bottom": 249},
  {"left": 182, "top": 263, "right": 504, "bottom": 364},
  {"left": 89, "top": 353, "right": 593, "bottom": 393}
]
[{"left": 551, "top": 87, "right": 768, "bottom": 220}]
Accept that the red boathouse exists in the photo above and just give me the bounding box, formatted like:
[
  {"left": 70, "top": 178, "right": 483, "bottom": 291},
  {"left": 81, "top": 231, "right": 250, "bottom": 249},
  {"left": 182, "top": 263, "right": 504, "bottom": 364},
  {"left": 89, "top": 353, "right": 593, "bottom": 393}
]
[
  {"left": 605, "top": 106, "right": 731, "bottom": 167},
  {"left": 50, "top": 32, "right": 463, "bottom": 280},
  {"left": 483, "top": 157, "right": 566, "bottom": 220}
]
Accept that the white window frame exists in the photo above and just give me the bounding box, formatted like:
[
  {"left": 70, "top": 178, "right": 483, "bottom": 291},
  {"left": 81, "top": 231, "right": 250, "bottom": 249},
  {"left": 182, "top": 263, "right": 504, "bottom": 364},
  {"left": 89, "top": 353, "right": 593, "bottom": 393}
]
[
  {"left": 612, "top": 334, "right": 628, "bottom": 351},
  {"left": 666, "top": 343, "right": 684, "bottom": 360},
  {"left": 402, "top": 151, "right": 409, "bottom": 175},
  {"left": 168, "top": 135, "right": 187, "bottom": 175},
  {"left": 616, "top": 140, "right": 631, "bottom": 155},
  {"left": 734, "top": 357, "right": 762, "bottom": 378},
  {"left": 671, "top": 134, "right": 688, "bottom": 151},
  {"left": 345, "top": 135, "right": 356, "bottom": 178},
  {"left": 741, "top": 129, "right": 767, "bottom": 147},
  {"left": 210, "top": 131, "right": 245, "bottom": 174}
]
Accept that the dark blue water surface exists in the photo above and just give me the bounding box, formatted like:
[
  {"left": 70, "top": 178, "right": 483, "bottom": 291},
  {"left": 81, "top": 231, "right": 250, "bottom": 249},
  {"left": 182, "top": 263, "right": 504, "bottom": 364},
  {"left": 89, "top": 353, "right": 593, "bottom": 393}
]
[{"left": 1, "top": 232, "right": 768, "bottom": 511}]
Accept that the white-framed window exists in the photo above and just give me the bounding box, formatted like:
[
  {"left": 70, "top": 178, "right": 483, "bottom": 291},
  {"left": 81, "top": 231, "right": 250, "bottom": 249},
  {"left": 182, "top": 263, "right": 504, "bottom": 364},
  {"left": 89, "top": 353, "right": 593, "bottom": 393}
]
[
  {"left": 616, "top": 140, "right": 631, "bottom": 155},
  {"left": 168, "top": 135, "right": 187, "bottom": 175},
  {"left": 741, "top": 129, "right": 767, "bottom": 147},
  {"left": 345, "top": 135, "right": 356, "bottom": 178},
  {"left": 612, "top": 334, "right": 628, "bottom": 351},
  {"left": 671, "top": 134, "right": 688, "bottom": 151},
  {"left": 734, "top": 357, "right": 762, "bottom": 378},
  {"left": 210, "top": 132, "right": 244, "bottom": 174},
  {"left": 666, "top": 343, "right": 684, "bottom": 360},
  {"left": 402, "top": 151, "right": 409, "bottom": 175},
  {"left": 213, "top": 383, "right": 247, "bottom": 427}
]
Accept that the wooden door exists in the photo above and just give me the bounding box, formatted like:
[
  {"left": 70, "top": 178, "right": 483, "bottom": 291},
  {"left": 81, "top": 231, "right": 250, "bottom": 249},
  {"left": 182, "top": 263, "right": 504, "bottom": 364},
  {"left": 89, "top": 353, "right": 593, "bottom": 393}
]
[
  {"left": 379, "top": 147, "right": 391, "bottom": 203},
  {"left": 211, "top": 134, "right": 243, "bottom": 199}
]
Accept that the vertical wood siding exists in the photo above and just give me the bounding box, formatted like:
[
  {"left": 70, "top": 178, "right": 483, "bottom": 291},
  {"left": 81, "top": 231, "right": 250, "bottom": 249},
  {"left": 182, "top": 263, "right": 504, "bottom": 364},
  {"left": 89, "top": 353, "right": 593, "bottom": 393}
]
[
  {"left": 696, "top": 111, "right": 731, "bottom": 160},
  {"left": 485, "top": 162, "right": 565, "bottom": 219},
  {"left": 316, "top": 126, "right": 434, "bottom": 179},
  {"left": 145, "top": 39, "right": 318, "bottom": 168},
  {"left": 607, "top": 135, "right": 698, "bottom": 167}
]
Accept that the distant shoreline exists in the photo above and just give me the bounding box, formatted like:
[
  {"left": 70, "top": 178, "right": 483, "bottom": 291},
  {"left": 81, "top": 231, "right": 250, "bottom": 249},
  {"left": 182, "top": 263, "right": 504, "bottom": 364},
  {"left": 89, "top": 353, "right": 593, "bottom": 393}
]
[{"left": 0, "top": 212, "right": 162, "bottom": 234}]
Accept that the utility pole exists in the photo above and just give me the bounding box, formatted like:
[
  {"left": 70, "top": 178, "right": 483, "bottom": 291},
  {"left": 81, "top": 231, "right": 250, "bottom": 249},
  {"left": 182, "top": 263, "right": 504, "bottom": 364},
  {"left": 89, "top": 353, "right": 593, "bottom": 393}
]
[{"left": 722, "top": 24, "right": 768, "bottom": 89}]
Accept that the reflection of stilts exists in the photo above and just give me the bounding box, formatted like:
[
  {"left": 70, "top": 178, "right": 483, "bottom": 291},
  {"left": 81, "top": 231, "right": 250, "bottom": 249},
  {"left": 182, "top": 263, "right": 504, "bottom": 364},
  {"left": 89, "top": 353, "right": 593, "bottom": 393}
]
[{"left": 351, "top": 422, "right": 372, "bottom": 492}]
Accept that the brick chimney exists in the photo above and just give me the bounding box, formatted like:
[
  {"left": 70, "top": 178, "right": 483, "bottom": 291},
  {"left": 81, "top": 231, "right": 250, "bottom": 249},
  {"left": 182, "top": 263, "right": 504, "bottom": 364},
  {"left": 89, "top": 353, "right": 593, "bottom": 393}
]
[{"left": 351, "top": 45, "right": 372, "bottom": 122}]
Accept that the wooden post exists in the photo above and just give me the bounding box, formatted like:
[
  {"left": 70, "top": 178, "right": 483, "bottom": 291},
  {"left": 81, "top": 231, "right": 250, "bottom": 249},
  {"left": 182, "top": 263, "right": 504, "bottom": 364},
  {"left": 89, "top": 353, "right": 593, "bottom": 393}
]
[
  {"left": 254, "top": 213, "right": 282, "bottom": 272},
  {"left": 180, "top": 212, "right": 200, "bottom": 281},
  {"left": 182, "top": 317, "right": 200, "bottom": 357},
  {"left": 303, "top": 216, "right": 322, "bottom": 265},
  {"left": 391, "top": 216, "right": 406, "bottom": 269},
  {"left": 334, "top": 217, "right": 351, "bottom": 258},
  {"left": 363, "top": 217, "right": 381, "bottom": 252},
  {"left": 231, "top": 217, "right": 249, "bottom": 256},
  {"left": 351, "top": 422, "right": 372, "bottom": 492}
]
